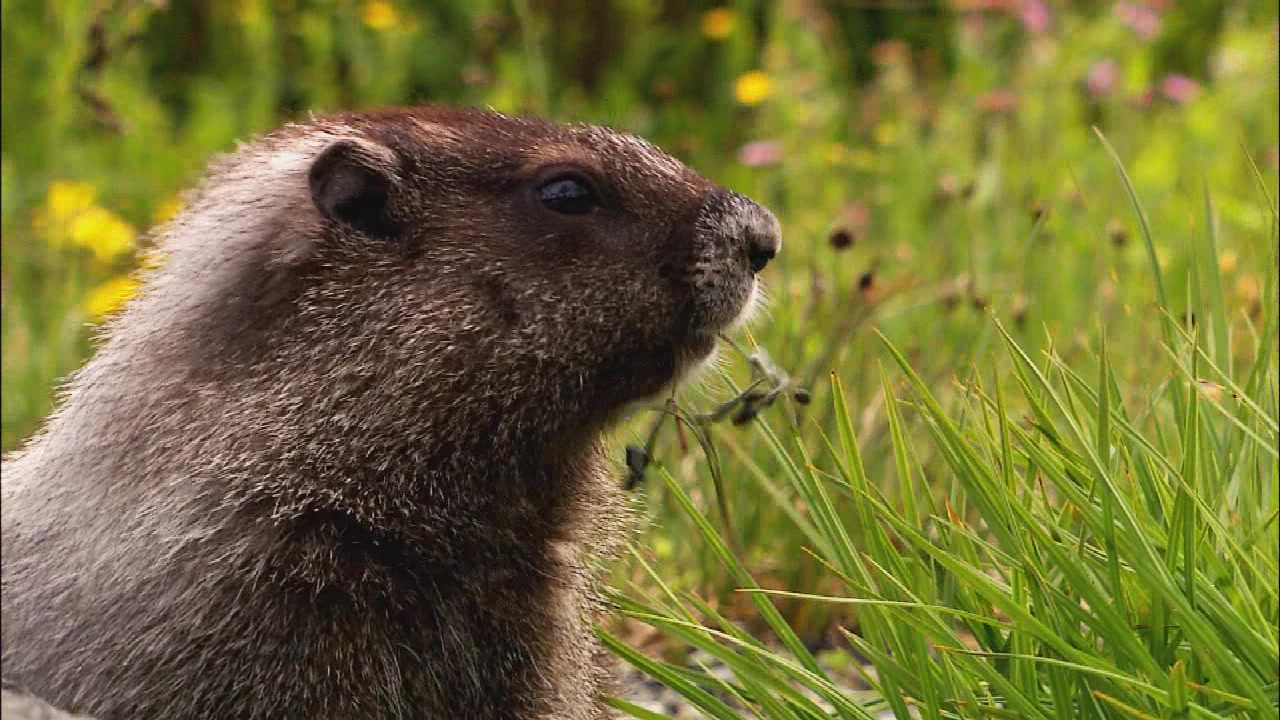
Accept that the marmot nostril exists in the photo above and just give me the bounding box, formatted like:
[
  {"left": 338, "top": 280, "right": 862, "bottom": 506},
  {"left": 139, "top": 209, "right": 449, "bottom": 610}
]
[{"left": 747, "top": 236, "right": 777, "bottom": 274}]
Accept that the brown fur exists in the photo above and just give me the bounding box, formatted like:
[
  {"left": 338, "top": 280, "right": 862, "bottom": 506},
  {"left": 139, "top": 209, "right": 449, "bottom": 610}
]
[{"left": 0, "top": 105, "right": 780, "bottom": 719}]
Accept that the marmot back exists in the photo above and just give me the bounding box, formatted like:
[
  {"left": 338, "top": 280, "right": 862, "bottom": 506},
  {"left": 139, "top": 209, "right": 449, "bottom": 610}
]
[{"left": 0, "top": 105, "right": 780, "bottom": 719}]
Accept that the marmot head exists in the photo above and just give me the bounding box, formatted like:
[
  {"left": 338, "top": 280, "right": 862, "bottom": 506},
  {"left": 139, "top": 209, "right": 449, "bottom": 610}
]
[
  {"left": 302, "top": 108, "right": 779, "bottom": 407},
  {"left": 125, "top": 106, "right": 779, "bottom": 469}
]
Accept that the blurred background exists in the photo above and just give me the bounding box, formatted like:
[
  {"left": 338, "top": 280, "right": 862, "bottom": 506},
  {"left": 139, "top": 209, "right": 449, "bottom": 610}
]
[{"left": 2, "top": 0, "right": 1277, "bottom": 653}]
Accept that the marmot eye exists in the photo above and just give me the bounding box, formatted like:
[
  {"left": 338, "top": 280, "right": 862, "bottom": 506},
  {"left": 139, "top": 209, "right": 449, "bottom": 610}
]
[{"left": 537, "top": 175, "right": 598, "bottom": 215}]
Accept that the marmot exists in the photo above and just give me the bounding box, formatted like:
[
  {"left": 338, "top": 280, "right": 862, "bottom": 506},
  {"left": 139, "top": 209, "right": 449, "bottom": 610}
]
[{"left": 1, "top": 105, "right": 780, "bottom": 719}]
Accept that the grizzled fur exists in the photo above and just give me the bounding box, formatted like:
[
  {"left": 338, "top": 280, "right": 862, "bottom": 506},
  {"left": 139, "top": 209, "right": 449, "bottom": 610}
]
[{"left": 1, "top": 106, "right": 780, "bottom": 719}]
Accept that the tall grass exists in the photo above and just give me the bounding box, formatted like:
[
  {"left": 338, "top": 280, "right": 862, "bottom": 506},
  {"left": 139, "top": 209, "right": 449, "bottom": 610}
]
[
  {"left": 607, "top": 5, "right": 1278, "bottom": 640},
  {"left": 604, "top": 157, "right": 1279, "bottom": 715}
]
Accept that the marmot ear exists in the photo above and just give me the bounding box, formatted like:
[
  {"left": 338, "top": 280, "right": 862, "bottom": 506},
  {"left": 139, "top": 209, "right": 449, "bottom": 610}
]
[{"left": 308, "top": 139, "right": 399, "bottom": 237}]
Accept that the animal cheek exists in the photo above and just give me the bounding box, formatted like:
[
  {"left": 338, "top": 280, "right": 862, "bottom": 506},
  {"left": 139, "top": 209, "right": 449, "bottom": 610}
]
[
  {"left": 475, "top": 274, "right": 521, "bottom": 331},
  {"left": 659, "top": 223, "right": 699, "bottom": 259}
]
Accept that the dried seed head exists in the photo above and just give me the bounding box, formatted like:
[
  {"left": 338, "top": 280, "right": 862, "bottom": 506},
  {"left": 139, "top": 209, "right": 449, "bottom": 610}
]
[
  {"left": 1106, "top": 218, "right": 1128, "bottom": 246},
  {"left": 651, "top": 77, "right": 677, "bottom": 100},
  {"left": 934, "top": 173, "right": 960, "bottom": 206},
  {"left": 1012, "top": 292, "right": 1030, "bottom": 327},
  {"left": 731, "top": 405, "right": 759, "bottom": 426},
  {"left": 829, "top": 227, "right": 854, "bottom": 250},
  {"left": 858, "top": 269, "right": 876, "bottom": 292},
  {"left": 940, "top": 274, "right": 970, "bottom": 311},
  {"left": 1030, "top": 200, "right": 1048, "bottom": 222},
  {"left": 937, "top": 172, "right": 960, "bottom": 197},
  {"left": 624, "top": 444, "right": 650, "bottom": 490},
  {"left": 461, "top": 64, "right": 491, "bottom": 86}
]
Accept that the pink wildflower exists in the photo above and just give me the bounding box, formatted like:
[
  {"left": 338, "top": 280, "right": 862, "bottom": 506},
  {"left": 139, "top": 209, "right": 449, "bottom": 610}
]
[
  {"left": 1159, "top": 74, "right": 1200, "bottom": 104},
  {"left": 1116, "top": 3, "right": 1160, "bottom": 39},
  {"left": 1086, "top": 59, "right": 1118, "bottom": 98},
  {"left": 737, "top": 140, "right": 783, "bottom": 168},
  {"left": 1019, "top": 0, "right": 1051, "bottom": 34}
]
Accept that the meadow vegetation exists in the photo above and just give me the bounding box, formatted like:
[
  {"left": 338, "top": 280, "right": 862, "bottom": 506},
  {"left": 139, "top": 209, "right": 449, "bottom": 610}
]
[{"left": 2, "top": 1, "right": 1277, "bottom": 717}]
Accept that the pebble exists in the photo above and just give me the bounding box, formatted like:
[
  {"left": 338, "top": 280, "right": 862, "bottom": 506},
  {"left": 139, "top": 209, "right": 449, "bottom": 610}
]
[{"left": 617, "top": 650, "right": 906, "bottom": 719}]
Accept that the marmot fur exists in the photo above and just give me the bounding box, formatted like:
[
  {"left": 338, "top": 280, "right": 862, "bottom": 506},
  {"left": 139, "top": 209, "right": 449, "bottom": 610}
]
[{"left": 1, "top": 105, "right": 780, "bottom": 719}]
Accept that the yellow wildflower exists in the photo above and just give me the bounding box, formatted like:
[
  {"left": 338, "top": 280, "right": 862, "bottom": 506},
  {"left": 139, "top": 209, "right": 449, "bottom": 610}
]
[
  {"left": 46, "top": 180, "right": 97, "bottom": 221},
  {"left": 1234, "top": 275, "right": 1259, "bottom": 303},
  {"left": 152, "top": 196, "right": 184, "bottom": 227},
  {"left": 361, "top": 0, "right": 399, "bottom": 31},
  {"left": 734, "top": 71, "right": 771, "bottom": 106},
  {"left": 700, "top": 8, "right": 736, "bottom": 40},
  {"left": 824, "top": 142, "right": 849, "bottom": 166},
  {"left": 849, "top": 148, "right": 877, "bottom": 171},
  {"left": 69, "top": 206, "right": 136, "bottom": 262},
  {"left": 35, "top": 180, "right": 98, "bottom": 242},
  {"left": 235, "top": 0, "right": 263, "bottom": 25},
  {"left": 84, "top": 277, "right": 140, "bottom": 321},
  {"left": 874, "top": 122, "right": 899, "bottom": 146},
  {"left": 1218, "top": 249, "right": 1238, "bottom": 274}
]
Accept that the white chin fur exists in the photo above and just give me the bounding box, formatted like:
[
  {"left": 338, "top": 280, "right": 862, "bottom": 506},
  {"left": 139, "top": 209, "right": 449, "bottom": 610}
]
[
  {"left": 681, "top": 345, "right": 724, "bottom": 389},
  {"left": 726, "top": 278, "right": 765, "bottom": 333},
  {"left": 621, "top": 278, "right": 765, "bottom": 416},
  {"left": 684, "top": 278, "right": 766, "bottom": 387}
]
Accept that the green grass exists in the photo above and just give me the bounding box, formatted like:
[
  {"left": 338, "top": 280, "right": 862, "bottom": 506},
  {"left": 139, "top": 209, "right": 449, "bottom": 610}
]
[
  {"left": 2, "top": 1, "right": 1277, "bottom": 717},
  {"left": 606, "top": 201, "right": 1279, "bottom": 715}
]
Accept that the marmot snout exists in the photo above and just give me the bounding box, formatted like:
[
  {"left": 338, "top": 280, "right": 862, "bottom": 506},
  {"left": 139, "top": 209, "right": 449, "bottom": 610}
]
[
  {"left": 690, "top": 186, "right": 781, "bottom": 342},
  {"left": 1, "top": 105, "right": 781, "bottom": 720}
]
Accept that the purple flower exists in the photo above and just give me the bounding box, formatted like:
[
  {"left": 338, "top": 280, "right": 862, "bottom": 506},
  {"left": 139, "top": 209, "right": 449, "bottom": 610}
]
[
  {"left": 1116, "top": 3, "right": 1160, "bottom": 39},
  {"left": 737, "top": 140, "right": 783, "bottom": 168},
  {"left": 1159, "top": 74, "right": 1201, "bottom": 104},
  {"left": 1086, "top": 59, "right": 1118, "bottom": 98},
  {"left": 1020, "top": 0, "right": 1051, "bottom": 34}
]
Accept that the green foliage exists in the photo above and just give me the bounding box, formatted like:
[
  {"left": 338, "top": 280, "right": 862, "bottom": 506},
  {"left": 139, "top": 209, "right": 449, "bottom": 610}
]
[
  {"left": 2, "top": 1, "right": 1277, "bottom": 715},
  {"left": 609, "top": 220, "right": 1278, "bottom": 715}
]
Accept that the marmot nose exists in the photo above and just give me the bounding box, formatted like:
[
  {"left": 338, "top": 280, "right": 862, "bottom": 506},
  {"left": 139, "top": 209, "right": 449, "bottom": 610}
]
[
  {"left": 715, "top": 189, "right": 781, "bottom": 275},
  {"left": 747, "top": 230, "right": 778, "bottom": 274}
]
